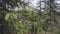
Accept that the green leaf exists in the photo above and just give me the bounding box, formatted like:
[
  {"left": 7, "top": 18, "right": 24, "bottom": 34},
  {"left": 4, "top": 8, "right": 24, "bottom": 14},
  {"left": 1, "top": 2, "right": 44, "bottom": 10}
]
[
  {"left": 11, "top": 13, "right": 17, "bottom": 19},
  {"left": 5, "top": 13, "right": 10, "bottom": 20}
]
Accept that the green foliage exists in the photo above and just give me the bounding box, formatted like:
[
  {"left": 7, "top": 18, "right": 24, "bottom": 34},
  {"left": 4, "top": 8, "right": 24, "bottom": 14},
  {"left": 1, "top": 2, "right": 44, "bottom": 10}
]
[
  {"left": 0, "top": 9, "right": 60, "bottom": 34},
  {"left": 5, "top": 13, "right": 10, "bottom": 21},
  {"left": 0, "top": 9, "right": 58, "bottom": 34},
  {"left": 0, "top": 0, "right": 60, "bottom": 34}
]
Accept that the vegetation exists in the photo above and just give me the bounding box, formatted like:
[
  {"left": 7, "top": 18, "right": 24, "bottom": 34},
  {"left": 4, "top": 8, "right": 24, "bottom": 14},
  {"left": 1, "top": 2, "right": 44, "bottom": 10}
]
[{"left": 0, "top": 0, "right": 60, "bottom": 34}]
